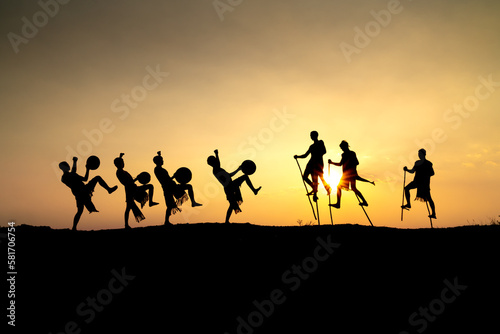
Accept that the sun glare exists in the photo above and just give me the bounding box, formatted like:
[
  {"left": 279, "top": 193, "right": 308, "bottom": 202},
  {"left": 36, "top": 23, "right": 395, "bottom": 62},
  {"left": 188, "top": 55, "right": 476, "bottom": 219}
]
[{"left": 322, "top": 168, "right": 341, "bottom": 193}]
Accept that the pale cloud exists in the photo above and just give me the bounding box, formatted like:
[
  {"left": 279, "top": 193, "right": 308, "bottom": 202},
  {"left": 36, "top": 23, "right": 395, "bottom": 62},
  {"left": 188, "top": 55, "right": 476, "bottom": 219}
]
[{"left": 485, "top": 161, "right": 498, "bottom": 167}]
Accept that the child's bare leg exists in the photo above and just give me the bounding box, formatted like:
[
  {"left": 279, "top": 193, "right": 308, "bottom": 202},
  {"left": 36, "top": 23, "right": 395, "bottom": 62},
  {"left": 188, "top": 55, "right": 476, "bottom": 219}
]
[
  {"left": 356, "top": 175, "right": 375, "bottom": 186},
  {"left": 311, "top": 174, "right": 319, "bottom": 201},
  {"left": 243, "top": 175, "right": 261, "bottom": 195},
  {"left": 124, "top": 206, "right": 131, "bottom": 229},
  {"left": 165, "top": 207, "right": 173, "bottom": 225},
  {"left": 179, "top": 184, "right": 202, "bottom": 206},
  {"left": 403, "top": 184, "right": 416, "bottom": 208},
  {"left": 354, "top": 188, "right": 368, "bottom": 206},
  {"left": 320, "top": 174, "right": 331, "bottom": 195},
  {"left": 311, "top": 173, "right": 319, "bottom": 194},
  {"left": 73, "top": 203, "right": 84, "bottom": 231},
  {"left": 352, "top": 181, "right": 368, "bottom": 206},
  {"left": 225, "top": 206, "right": 232, "bottom": 223},
  {"left": 88, "top": 176, "right": 118, "bottom": 194},
  {"left": 143, "top": 184, "right": 159, "bottom": 207},
  {"left": 330, "top": 186, "right": 342, "bottom": 208},
  {"left": 428, "top": 195, "right": 436, "bottom": 218},
  {"left": 302, "top": 171, "right": 314, "bottom": 193}
]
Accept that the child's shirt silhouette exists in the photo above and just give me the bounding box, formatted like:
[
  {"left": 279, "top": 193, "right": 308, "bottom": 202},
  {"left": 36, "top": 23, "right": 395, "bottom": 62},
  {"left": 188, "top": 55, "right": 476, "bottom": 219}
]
[
  {"left": 62, "top": 172, "right": 89, "bottom": 200},
  {"left": 339, "top": 150, "right": 359, "bottom": 180},
  {"left": 411, "top": 159, "right": 434, "bottom": 187},
  {"left": 306, "top": 140, "right": 327, "bottom": 173}
]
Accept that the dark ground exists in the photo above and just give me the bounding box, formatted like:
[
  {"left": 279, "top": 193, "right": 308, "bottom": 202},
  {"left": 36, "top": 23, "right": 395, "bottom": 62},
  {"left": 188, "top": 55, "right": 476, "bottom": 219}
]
[{"left": 3, "top": 223, "right": 500, "bottom": 333}]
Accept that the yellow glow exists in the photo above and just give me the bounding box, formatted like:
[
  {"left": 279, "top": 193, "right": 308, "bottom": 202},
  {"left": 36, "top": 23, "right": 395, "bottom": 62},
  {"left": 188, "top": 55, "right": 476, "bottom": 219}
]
[{"left": 323, "top": 168, "right": 342, "bottom": 193}]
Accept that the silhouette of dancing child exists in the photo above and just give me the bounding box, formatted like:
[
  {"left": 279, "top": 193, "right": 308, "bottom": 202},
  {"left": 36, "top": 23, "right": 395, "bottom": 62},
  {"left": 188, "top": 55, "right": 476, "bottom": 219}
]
[
  {"left": 328, "top": 140, "right": 369, "bottom": 208},
  {"left": 59, "top": 157, "right": 117, "bottom": 230},
  {"left": 207, "top": 149, "right": 261, "bottom": 223},
  {"left": 402, "top": 148, "right": 436, "bottom": 219},
  {"left": 294, "top": 131, "right": 331, "bottom": 202},
  {"left": 153, "top": 151, "right": 202, "bottom": 225},
  {"left": 114, "top": 153, "right": 158, "bottom": 229}
]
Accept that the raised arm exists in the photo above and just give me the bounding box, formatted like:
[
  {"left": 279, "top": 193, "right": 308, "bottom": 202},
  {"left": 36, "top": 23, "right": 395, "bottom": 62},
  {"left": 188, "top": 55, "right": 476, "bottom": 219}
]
[
  {"left": 214, "top": 149, "right": 220, "bottom": 165},
  {"left": 82, "top": 165, "right": 90, "bottom": 182},
  {"left": 71, "top": 157, "right": 78, "bottom": 173}
]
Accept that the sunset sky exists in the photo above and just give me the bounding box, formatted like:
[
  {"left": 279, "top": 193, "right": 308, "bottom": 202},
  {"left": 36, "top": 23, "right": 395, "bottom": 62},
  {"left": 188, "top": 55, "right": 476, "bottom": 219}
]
[{"left": 1, "top": 0, "right": 499, "bottom": 230}]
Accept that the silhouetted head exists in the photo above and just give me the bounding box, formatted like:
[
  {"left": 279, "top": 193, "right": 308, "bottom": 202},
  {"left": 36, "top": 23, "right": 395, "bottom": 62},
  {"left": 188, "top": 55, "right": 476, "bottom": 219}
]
[
  {"left": 310, "top": 131, "right": 319, "bottom": 141},
  {"left": 418, "top": 149, "right": 426, "bottom": 160},
  {"left": 340, "top": 140, "right": 349, "bottom": 151},
  {"left": 59, "top": 161, "right": 70, "bottom": 173},
  {"left": 207, "top": 155, "right": 219, "bottom": 168},
  {"left": 114, "top": 153, "right": 125, "bottom": 169},
  {"left": 153, "top": 151, "right": 163, "bottom": 166}
]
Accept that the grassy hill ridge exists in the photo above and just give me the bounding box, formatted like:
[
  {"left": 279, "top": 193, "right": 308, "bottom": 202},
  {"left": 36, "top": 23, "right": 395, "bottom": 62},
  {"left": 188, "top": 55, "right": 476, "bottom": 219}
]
[{"left": 5, "top": 223, "right": 500, "bottom": 333}]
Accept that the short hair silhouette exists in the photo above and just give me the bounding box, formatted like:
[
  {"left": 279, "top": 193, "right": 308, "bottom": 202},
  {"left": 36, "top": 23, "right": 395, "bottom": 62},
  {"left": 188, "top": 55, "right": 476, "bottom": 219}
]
[
  {"left": 59, "top": 156, "right": 117, "bottom": 230},
  {"left": 59, "top": 161, "right": 70, "bottom": 172},
  {"left": 208, "top": 149, "right": 261, "bottom": 223}
]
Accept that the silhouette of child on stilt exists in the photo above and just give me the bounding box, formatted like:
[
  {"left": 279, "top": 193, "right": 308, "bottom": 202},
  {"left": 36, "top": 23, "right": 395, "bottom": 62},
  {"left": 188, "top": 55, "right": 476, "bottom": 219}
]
[
  {"left": 294, "top": 131, "right": 331, "bottom": 202},
  {"left": 207, "top": 149, "right": 261, "bottom": 223},
  {"left": 153, "top": 151, "right": 202, "bottom": 225},
  {"left": 59, "top": 156, "right": 117, "bottom": 231},
  {"left": 402, "top": 148, "right": 437, "bottom": 219},
  {"left": 114, "top": 153, "right": 158, "bottom": 229},
  {"left": 328, "top": 140, "right": 369, "bottom": 208}
]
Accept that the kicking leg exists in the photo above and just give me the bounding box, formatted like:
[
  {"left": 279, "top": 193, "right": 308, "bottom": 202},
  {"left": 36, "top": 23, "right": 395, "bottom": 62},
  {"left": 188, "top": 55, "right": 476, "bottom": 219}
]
[
  {"left": 143, "top": 184, "right": 159, "bottom": 207},
  {"left": 356, "top": 175, "right": 375, "bottom": 186},
  {"left": 239, "top": 175, "right": 261, "bottom": 195},
  {"left": 179, "top": 184, "right": 202, "bottom": 207},
  {"left": 87, "top": 176, "right": 118, "bottom": 194}
]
